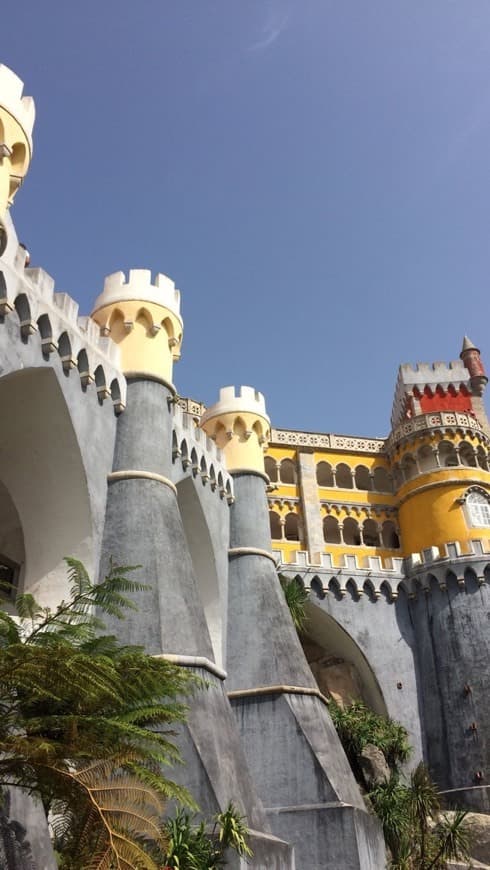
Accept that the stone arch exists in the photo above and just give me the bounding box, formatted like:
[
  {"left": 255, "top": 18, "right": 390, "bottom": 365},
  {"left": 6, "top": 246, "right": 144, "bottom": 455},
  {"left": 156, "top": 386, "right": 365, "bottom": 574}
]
[
  {"left": 401, "top": 453, "right": 417, "bottom": 482},
  {"left": 373, "top": 466, "right": 391, "bottom": 493},
  {"left": 176, "top": 476, "right": 223, "bottom": 666},
  {"left": 439, "top": 440, "right": 458, "bottom": 468},
  {"left": 476, "top": 445, "right": 488, "bottom": 471},
  {"left": 459, "top": 441, "right": 477, "bottom": 468},
  {"left": 0, "top": 368, "right": 93, "bottom": 609},
  {"left": 362, "top": 518, "right": 380, "bottom": 547},
  {"left": 37, "top": 313, "right": 56, "bottom": 355},
  {"left": 354, "top": 465, "right": 370, "bottom": 491},
  {"left": 417, "top": 444, "right": 435, "bottom": 474},
  {"left": 284, "top": 512, "right": 299, "bottom": 541},
  {"left": 264, "top": 455, "right": 278, "bottom": 482},
  {"left": 316, "top": 461, "right": 334, "bottom": 487},
  {"left": 269, "top": 510, "right": 282, "bottom": 540},
  {"left": 343, "top": 516, "right": 361, "bottom": 546},
  {"left": 336, "top": 463, "right": 353, "bottom": 489},
  {"left": 382, "top": 520, "right": 399, "bottom": 549},
  {"left": 323, "top": 514, "right": 341, "bottom": 544},
  {"left": 301, "top": 602, "right": 388, "bottom": 715},
  {"left": 280, "top": 458, "right": 295, "bottom": 484}
]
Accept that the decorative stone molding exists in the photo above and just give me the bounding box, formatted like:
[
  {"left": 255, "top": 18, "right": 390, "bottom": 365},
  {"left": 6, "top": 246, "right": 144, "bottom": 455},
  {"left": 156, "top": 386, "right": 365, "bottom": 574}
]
[
  {"left": 0, "top": 214, "right": 126, "bottom": 415},
  {"left": 270, "top": 428, "right": 386, "bottom": 453},
  {"left": 388, "top": 411, "right": 488, "bottom": 452},
  {"left": 171, "top": 402, "right": 234, "bottom": 500}
]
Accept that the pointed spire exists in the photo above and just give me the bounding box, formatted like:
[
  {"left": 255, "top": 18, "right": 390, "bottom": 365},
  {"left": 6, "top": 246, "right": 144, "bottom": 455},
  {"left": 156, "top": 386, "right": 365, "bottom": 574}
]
[{"left": 461, "top": 335, "right": 479, "bottom": 356}]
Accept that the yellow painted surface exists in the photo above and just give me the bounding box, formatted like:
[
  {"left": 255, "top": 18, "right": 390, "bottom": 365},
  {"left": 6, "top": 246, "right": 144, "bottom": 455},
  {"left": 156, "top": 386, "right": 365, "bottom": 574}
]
[
  {"left": 398, "top": 467, "right": 490, "bottom": 553},
  {"left": 92, "top": 300, "right": 182, "bottom": 383},
  {"left": 201, "top": 409, "right": 270, "bottom": 474},
  {"left": 0, "top": 109, "right": 31, "bottom": 217}
]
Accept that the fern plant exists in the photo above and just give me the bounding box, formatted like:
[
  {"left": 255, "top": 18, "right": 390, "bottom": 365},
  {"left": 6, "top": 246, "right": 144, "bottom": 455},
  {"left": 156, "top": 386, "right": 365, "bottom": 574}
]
[
  {"left": 279, "top": 574, "right": 309, "bottom": 632},
  {"left": 164, "top": 803, "right": 253, "bottom": 869},
  {"left": 0, "top": 558, "right": 198, "bottom": 869}
]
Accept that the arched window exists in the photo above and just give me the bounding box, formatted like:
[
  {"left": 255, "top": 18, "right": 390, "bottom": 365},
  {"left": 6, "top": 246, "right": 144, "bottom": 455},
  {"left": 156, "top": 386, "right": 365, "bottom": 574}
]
[
  {"left": 417, "top": 445, "right": 435, "bottom": 474},
  {"left": 476, "top": 446, "right": 488, "bottom": 471},
  {"left": 265, "top": 456, "right": 278, "bottom": 482},
  {"left": 336, "top": 463, "right": 353, "bottom": 489},
  {"left": 392, "top": 464, "right": 403, "bottom": 491},
  {"left": 269, "top": 511, "right": 282, "bottom": 540},
  {"left": 401, "top": 454, "right": 417, "bottom": 481},
  {"left": 381, "top": 521, "right": 400, "bottom": 549},
  {"left": 465, "top": 490, "right": 490, "bottom": 528},
  {"left": 373, "top": 466, "right": 391, "bottom": 493},
  {"left": 316, "top": 461, "right": 334, "bottom": 487},
  {"left": 323, "top": 515, "right": 341, "bottom": 544},
  {"left": 284, "top": 512, "right": 300, "bottom": 541},
  {"left": 459, "top": 442, "right": 476, "bottom": 468},
  {"left": 355, "top": 465, "right": 371, "bottom": 491},
  {"left": 439, "top": 441, "right": 458, "bottom": 468},
  {"left": 280, "top": 458, "right": 295, "bottom": 484},
  {"left": 343, "top": 517, "right": 361, "bottom": 546},
  {"left": 362, "top": 519, "right": 380, "bottom": 547}
]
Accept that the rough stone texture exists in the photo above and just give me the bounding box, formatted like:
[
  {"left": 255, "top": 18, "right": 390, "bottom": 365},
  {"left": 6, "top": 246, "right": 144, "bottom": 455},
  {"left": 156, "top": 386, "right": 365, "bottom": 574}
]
[
  {"left": 408, "top": 573, "right": 490, "bottom": 811},
  {"left": 444, "top": 811, "right": 490, "bottom": 866},
  {"left": 0, "top": 789, "right": 57, "bottom": 870},
  {"left": 360, "top": 744, "right": 391, "bottom": 787},
  {"left": 227, "top": 472, "right": 386, "bottom": 868},
  {"left": 297, "top": 450, "right": 325, "bottom": 563},
  {"left": 281, "top": 568, "right": 425, "bottom": 770},
  {"left": 99, "top": 380, "right": 294, "bottom": 868}
]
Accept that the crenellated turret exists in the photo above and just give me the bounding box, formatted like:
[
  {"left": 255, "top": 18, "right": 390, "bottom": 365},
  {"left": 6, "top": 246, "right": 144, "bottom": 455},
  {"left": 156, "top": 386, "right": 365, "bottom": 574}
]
[
  {"left": 200, "top": 386, "right": 270, "bottom": 475},
  {"left": 0, "top": 65, "right": 35, "bottom": 221},
  {"left": 460, "top": 335, "right": 488, "bottom": 397},
  {"left": 91, "top": 269, "right": 182, "bottom": 386}
]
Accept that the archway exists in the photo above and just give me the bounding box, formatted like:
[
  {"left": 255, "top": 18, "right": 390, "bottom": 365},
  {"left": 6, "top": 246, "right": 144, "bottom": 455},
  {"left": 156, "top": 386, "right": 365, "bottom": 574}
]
[
  {"left": 176, "top": 475, "right": 223, "bottom": 666},
  {"left": 301, "top": 601, "right": 387, "bottom": 716},
  {"left": 0, "top": 368, "right": 93, "bottom": 608}
]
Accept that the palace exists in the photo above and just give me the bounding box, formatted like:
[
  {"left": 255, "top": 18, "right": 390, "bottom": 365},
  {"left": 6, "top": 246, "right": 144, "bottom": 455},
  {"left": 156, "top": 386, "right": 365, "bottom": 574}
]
[{"left": 1, "top": 63, "right": 489, "bottom": 869}]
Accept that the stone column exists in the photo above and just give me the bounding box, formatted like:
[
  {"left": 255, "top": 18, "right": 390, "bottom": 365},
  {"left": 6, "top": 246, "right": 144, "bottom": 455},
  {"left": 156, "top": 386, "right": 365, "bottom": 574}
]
[
  {"left": 297, "top": 449, "right": 324, "bottom": 564},
  {"left": 93, "top": 274, "right": 293, "bottom": 867},
  {"left": 202, "top": 387, "right": 385, "bottom": 870}
]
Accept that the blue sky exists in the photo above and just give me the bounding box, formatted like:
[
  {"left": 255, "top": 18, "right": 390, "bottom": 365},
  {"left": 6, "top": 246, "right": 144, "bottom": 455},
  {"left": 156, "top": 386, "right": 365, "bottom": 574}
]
[{"left": 3, "top": 1, "right": 490, "bottom": 436}]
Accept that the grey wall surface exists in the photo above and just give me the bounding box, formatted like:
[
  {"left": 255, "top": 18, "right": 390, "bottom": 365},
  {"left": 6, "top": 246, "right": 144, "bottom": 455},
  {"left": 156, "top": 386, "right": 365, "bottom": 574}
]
[{"left": 408, "top": 569, "right": 490, "bottom": 811}]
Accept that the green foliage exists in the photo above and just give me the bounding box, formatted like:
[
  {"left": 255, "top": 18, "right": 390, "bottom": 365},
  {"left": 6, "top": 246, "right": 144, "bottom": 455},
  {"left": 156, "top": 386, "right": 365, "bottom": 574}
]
[
  {"left": 370, "top": 765, "right": 471, "bottom": 869},
  {"left": 328, "top": 699, "right": 411, "bottom": 775},
  {"left": 279, "top": 574, "right": 309, "bottom": 632},
  {"left": 0, "top": 558, "right": 199, "bottom": 869},
  {"left": 164, "top": 803, "right": 253, "bottom": 869}
]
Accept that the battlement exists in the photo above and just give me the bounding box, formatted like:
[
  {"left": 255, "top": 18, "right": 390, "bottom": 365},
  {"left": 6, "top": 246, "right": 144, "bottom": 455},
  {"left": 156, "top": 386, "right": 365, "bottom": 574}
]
[
  {"left": 0, "top": 212, "right": 126, "bottom": 412},
  {"left": 201, "top": 385, "right": 270, "bottom": 423},
  {"left": 0, "top": 65, "right": 35, "bottom": 150},
  {"left": 391, "top": 359, "right": 472, "bottom": 428},
  {"left": 172, "top": 403, "right": 234, "bottom": 500},
  {"left": 92, "top": 269, "right": 182, "bottom": 321}
]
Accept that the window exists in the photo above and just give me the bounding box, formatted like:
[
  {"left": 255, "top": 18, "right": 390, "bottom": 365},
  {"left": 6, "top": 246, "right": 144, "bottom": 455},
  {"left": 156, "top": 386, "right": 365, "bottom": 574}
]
[{"left": 466, "top": 491, "right": 490, "bottom": 528}]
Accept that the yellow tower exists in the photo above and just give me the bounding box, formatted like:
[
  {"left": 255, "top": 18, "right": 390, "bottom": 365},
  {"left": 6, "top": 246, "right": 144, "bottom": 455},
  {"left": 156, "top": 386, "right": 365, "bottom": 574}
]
[
  {"left": 200, "top": 386, "right": 271, "bottom": 475},
  {"left": 389, "top": 348, "right": 490, "bottom": 556},
  {"left": 91, "top": 269, "right": 183, "bottom": 387},
  {"left": 0, "top": 65, "right": 35, "bottom": 220}
]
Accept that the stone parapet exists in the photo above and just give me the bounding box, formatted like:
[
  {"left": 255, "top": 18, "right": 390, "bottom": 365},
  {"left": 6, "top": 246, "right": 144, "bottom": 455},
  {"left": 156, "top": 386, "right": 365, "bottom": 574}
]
[{"left": 388, "top": 410, "right": 487, "bottom": 452}]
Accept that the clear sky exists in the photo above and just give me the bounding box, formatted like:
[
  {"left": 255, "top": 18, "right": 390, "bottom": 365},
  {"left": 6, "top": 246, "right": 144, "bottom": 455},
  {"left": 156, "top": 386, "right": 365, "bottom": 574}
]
[{"left": 3, "top": 1, "right": 490, "bottom": 436}]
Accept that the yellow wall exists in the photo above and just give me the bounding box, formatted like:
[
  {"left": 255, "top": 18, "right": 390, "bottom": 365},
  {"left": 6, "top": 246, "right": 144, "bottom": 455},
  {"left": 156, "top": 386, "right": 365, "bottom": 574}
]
[
  {"left": 0, "top": 109, "right": 31, "bottom": 217},
  {"left": 398, "top": 468, "right": 490, "bottom": 554}
]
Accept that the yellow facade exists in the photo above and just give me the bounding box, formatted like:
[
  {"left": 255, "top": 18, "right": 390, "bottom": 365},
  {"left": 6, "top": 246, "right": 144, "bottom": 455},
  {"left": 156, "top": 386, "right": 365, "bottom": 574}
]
[
  {"left": 0, "top": 66, "right": 34, "bottom": 218},
  {"left": 201, "top": 408, "right": 270, "bottom": 475}
]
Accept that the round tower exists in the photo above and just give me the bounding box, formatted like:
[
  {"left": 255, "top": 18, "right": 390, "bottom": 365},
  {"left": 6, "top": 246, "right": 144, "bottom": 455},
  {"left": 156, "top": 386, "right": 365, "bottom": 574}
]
[
  {"left": 0, "top": 65, "right": 35, "bottom": 220},
  {"left": 202, "top": 387, "right": 385, "bottom": 869},
  {"left": 460, "top": 335, "right": 488, "bottom": 397},
  {"left": 200, "top": 386, "right": 270, "bottom": 477},
  {"left": 389, "top": 415, "right": 490, "bottom": 556},
  {"left": 91, "top": 269, "right": 182, "bottom": 386}
]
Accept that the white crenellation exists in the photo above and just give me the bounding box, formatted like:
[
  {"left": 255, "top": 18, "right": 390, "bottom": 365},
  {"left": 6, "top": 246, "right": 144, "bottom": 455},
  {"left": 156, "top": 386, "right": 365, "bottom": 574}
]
[
  {"left": 0, "top": 65, "right": 35, "bottom": 151},
  {"left": 391, "top": 360, "right": 472, "bottom": 428},
  {"left": 92, "top": 269, "right": 182, "bottom": 322},
  {"left": 0, "top": 212, "right": 126, "bottom": 412},
  {"left": 201, "top": 385, "right": 270, "bottom": 427},
  {"left": 387, "top": 410, "right": 487, "bottom": 451},
  {"left": 171, "top": 402, "right": 234, "bottom": 500}
]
